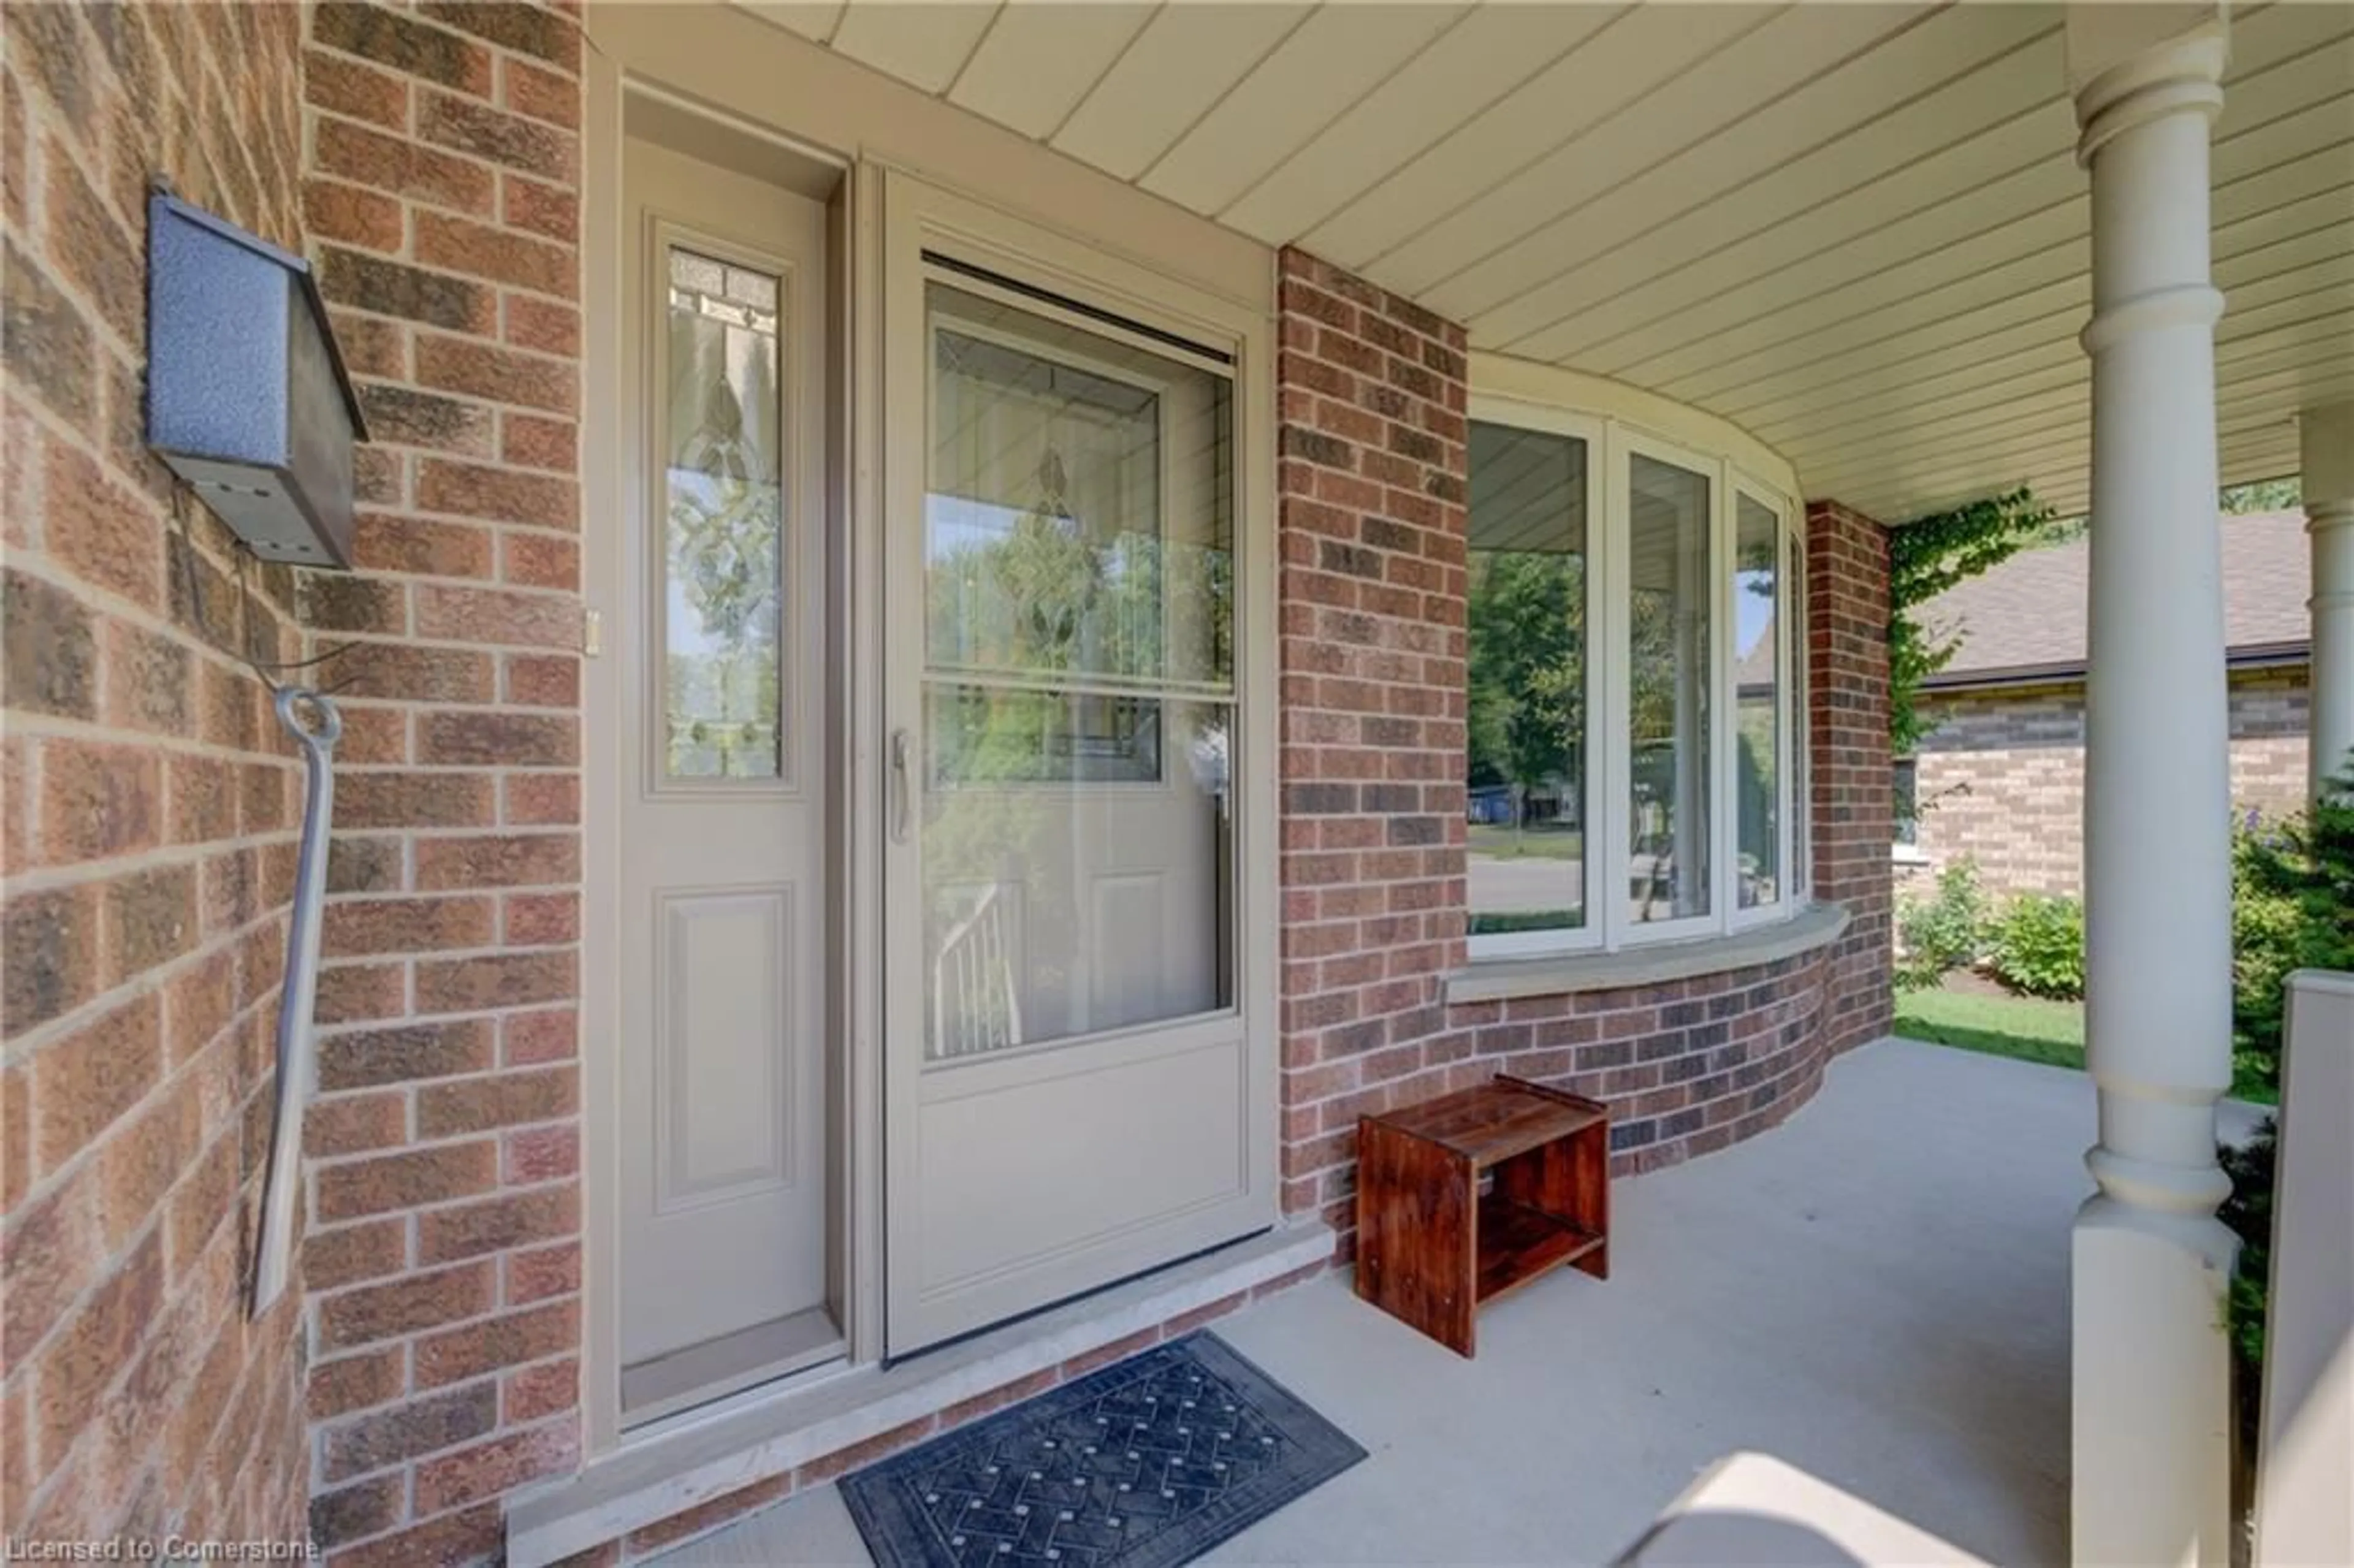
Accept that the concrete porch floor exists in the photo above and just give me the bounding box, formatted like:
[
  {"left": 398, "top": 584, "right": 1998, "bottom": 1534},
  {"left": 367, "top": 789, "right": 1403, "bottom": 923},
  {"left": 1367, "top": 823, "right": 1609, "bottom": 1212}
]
[{"left": 659, "top": 1040, "right": 2266, "bottom": 1566}]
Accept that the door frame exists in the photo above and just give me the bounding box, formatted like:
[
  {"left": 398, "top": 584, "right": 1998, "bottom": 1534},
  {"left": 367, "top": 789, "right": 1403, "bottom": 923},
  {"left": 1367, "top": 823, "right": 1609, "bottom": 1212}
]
[{"left": 579, "top": 7, "right": 1279, "bottom": 1458}]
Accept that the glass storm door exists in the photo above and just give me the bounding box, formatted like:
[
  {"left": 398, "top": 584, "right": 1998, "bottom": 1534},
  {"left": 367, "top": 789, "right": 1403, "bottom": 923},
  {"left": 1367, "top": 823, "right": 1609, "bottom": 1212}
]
[{"left": 882, "top": 253, "right": 1259, "bottom": 1353}]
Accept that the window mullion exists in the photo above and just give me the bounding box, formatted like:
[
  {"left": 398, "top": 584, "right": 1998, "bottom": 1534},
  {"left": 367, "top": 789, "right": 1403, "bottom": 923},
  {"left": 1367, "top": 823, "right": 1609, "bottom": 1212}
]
[
  {"left": 1601, "top": 422, "right": 1631, "bottom": 954},
  {"left": 1779, "top": 512, "right": 1796, "bottom": 909},
  {"left": 1580, "top": 422, "right": 1607, "bottom": 952},
  {"left": 1792, "top": 528, "right": 1811, "bottom": 901}
]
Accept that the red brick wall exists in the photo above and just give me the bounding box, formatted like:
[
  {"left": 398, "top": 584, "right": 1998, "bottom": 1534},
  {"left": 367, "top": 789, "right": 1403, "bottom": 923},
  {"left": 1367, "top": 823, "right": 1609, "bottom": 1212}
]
[
  {"left": 1805, "top": 501, "right": 1894, "bottom": 1057},
  {"left": 294, "top": 4, "right": 586, "bottom": 1562},
  {"left": 2, "top": 0, "right": 313, "bottom": 1548},
  {"left": 1271, "top": 249, "right": 1471, "bottom": 1227},
  {"left": 1447, "top": 954, "right": 1835, "bottom": 1174},
  {"left": 1272, "top": 253, "right": 1895, "bottom": 1255}
]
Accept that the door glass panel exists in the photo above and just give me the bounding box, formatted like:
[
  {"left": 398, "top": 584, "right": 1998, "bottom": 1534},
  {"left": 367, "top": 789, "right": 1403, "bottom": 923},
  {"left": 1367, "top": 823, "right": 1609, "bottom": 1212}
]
[
  {"left": 1465, "top": 421, "right": 1588, "bottom": 938},
  {"left": 1628, "top": 453, "right": 1711, "bottom": 923},
  {"left": 1734, "top": 495, "right": 1779, "bottom": 908},
  {"left": 663, "top": 246, "right": 785, "bottom": 780},
  {"left": 922, "top": 284, "right": 1235, "bottom": 1060}
]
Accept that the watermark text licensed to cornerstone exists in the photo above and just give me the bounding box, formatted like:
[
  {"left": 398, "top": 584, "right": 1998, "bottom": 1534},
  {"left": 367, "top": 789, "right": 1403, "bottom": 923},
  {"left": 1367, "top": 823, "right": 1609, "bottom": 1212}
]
[{"left": 3, "top": 1540, "right": 318, "bottom": 1562}]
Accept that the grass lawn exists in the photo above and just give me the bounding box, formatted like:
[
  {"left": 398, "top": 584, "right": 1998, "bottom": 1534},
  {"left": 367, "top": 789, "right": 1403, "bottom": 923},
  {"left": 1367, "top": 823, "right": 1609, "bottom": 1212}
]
[
  {"left": 1466, "top": 824, "right": 1584, "bottom": 861},
  {"left": 1894, "top": 985, "right": 2085, "bottom": 1070},
  {"left": 1894, "top": 981, "right": 2276, "bottom": 1106}
]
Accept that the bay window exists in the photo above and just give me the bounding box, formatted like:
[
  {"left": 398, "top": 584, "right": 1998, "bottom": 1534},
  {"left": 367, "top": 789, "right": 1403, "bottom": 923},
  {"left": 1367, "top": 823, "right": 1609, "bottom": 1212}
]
[{"left": 1467, "top": 397, "right": 1807, "bottom": 961}]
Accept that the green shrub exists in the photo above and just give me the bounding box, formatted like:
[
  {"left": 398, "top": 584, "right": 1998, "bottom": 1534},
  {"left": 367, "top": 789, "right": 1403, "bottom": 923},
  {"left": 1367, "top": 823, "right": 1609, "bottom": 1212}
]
[
  {"left": 2219, "top": 1124, "right": 2276, "bottom": 1447},
  {"left": 1987, "top": 892, "right": 2085, "bottom": 1000},
  {"left": 1894, "top": 858, "right": 1987, "bottom": 991},
  {"left": 2230, "top": 775, "right": 2354, "bottom": 1098},
  {"left": 2231, "top": 839, "right": 2306, "bottom": 1098},
  {"left": 2219, "top": 757, "right": 2354, "bottom": 1446}
]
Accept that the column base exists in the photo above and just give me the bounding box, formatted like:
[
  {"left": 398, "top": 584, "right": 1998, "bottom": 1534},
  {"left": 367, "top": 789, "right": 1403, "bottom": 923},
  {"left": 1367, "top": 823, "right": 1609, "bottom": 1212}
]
[{"left": 2073, "top": 1193, "right": 2239, "bottom": 1568}]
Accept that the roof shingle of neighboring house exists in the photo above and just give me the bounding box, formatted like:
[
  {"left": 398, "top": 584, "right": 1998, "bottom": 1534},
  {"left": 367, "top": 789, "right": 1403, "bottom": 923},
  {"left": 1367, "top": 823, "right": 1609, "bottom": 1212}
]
[{"left": 1921, "top": 509, "right": 2310, "bottom": 690}]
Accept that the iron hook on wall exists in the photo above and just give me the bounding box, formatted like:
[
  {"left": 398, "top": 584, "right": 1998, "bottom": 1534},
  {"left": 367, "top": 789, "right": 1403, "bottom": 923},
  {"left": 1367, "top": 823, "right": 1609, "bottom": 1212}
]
[{"left": 248, "top": 685, "right": 343, "bottom": 1316}]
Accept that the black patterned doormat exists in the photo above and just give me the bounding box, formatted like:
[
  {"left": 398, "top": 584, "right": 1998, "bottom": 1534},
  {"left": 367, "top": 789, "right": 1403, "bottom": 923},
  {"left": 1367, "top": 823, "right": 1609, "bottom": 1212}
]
[{"left": 840, "top": 1332, "right": 1366, "bottom": 1567}]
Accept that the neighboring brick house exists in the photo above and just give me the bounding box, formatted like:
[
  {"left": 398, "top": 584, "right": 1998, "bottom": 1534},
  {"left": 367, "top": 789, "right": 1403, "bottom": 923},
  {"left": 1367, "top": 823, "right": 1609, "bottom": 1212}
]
[{"left": 1901, "top": 510, "right": 2311, "bottom": 897}]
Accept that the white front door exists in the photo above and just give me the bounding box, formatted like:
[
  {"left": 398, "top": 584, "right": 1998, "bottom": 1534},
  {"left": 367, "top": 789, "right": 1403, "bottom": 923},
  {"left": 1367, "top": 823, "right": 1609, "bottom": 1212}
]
[
  {"left": 881, "top": 181, "right": 1274, "bottom": 1354},
  {"left": 612, "top": 137, "right": 834, "bottom": 1411}
]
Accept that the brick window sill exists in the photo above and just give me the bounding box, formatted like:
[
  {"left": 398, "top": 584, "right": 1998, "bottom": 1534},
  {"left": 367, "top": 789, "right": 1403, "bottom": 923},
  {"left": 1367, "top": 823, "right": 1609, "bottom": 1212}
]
[{"left": 1444, "top": 901, "right": 1853, "bottom": 1005}]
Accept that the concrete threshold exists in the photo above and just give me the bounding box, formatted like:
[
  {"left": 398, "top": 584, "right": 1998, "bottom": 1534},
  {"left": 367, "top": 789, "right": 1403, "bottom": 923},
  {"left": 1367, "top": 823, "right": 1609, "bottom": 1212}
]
[{"left": 505, "top": 1222, "right": 1335, "bottom": 1567}]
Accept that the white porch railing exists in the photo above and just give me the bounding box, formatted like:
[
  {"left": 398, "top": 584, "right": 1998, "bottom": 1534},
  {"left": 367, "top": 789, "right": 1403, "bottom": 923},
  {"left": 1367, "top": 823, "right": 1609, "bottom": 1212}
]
[{"left": 2253, "top": 970, "right": 2354, "bottom": 1567}]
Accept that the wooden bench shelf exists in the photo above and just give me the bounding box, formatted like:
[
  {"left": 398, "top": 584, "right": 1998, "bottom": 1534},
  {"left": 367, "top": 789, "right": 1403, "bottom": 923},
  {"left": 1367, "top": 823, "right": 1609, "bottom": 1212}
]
[
  {"left": 1475, "top": 1193, "right": 1605, "bottom": 1305},
  {"left": 1355, "top": 1075, "right": 1611, "bottom": 1356}
]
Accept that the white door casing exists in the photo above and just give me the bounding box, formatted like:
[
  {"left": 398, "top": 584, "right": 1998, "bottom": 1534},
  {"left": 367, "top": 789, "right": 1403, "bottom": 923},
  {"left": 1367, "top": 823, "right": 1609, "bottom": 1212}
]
[{"left": 615, "top": 137, "right": 832, "bottom": 1374}]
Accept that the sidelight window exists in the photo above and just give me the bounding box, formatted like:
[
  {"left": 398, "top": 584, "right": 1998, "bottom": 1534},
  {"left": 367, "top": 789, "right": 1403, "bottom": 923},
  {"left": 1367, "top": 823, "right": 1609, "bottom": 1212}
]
[{"left": 661, "top": 245, "right": 788, "bottom": 781}]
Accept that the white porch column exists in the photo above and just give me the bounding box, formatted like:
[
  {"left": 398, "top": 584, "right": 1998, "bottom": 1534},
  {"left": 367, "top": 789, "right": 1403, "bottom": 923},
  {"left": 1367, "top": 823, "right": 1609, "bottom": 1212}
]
[
  {"left": 2302, "top": 402, "right": 2354, "bottom": 800},
  {"left": 2066, "top": 9, "right": 2240, "bottom": 1567}
]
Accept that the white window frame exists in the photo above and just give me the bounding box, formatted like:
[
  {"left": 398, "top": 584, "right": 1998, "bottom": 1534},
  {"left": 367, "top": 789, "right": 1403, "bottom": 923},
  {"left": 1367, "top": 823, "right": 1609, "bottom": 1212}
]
[
  {"left": 1610, "top": 423, "right": 1725, "bottom": 947},
  {"left": 1729, "top": 473, "right": 1795, "bottom": 932},
  {"left": 1464, "top": 397, "right": 1606, "bottom": 961},
  {"left": 1789, "top": 527, "right": 1811, "bottom": 901},
  {"left": 1464, "top": 405, "right": 1811, "bottom": 964}
]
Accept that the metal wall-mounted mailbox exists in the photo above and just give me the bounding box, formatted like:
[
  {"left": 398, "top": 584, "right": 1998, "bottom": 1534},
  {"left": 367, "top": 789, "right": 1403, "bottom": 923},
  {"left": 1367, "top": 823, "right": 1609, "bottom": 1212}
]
[{"left": 145, "top": 191, "right": 369, "bottom": 569}]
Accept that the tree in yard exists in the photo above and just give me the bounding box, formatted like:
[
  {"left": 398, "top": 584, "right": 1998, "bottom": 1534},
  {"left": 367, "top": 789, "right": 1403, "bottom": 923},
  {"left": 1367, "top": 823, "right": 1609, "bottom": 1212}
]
[
  {"left": 1466, "top": 549, "right": 1585, "bottom": 848},
  {"left": 2220, "top": 475, "right": 2300, "bottom": 513}
]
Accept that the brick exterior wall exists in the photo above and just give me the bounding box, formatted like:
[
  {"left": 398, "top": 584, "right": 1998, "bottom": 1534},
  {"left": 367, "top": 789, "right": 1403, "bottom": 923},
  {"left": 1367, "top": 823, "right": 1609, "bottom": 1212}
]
[
  {"left": 2, "top": 0, "right": 314, "bottom": 1548},
  {"left": 1444, "top": 953, "right": 1837, "bottom": 1175},
  {"left": 1270, "top": 253, "right": 1897, "bottom": 1257},
  {"left": 1271, "top": 249, "right": 1472, "bottom": 1232},
  {"left": 1904, "top": 664, "right": 2311, "bottom": 898},
  {"left": 1806, "top": 501, "right": 1895, "bottom": 1057},
  {"left": 294, "top": 5, "right": 587, "bottom": 1563}
]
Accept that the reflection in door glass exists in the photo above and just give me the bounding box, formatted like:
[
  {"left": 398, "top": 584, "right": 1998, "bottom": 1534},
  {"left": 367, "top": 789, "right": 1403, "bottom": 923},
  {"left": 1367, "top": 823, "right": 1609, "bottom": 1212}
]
[
  {"left": 664, "top": 246, "right": 785, "bottom": 780},
  {"left": 922, "top": 284, "right": 1235, "bottom": 1060}
]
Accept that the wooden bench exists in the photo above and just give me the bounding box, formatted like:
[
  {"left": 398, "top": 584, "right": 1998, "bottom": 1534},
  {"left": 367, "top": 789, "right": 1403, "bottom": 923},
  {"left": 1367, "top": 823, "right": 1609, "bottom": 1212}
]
[{"left": 1354, "top": 1075, "right": 1610, "bottom": 1356}]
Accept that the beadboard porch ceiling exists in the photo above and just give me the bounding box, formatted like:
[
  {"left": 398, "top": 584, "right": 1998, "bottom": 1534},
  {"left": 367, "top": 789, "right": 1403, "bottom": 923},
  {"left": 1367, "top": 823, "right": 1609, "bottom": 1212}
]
[{"left": 736, "top": 1, "right": 2352, "bottom": 522}]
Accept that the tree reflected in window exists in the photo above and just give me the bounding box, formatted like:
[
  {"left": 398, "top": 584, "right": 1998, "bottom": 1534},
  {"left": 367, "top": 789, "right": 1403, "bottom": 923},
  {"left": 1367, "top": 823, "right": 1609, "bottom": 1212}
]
[{"left": 664, "top": 248, "right": 785, "bottom": 780}]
